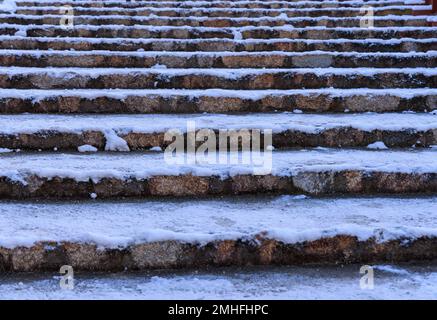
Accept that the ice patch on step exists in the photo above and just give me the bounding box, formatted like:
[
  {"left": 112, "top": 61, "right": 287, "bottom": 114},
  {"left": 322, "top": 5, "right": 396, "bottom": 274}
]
[{"left": 103, "top": 130, "right": 130, "bottom": 152}]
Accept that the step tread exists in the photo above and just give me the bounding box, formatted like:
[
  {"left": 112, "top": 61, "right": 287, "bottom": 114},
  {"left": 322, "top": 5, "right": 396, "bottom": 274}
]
[
  {"left": 2, "top": 88, "right": 434, "bottom": 114},
  {"left": 2, "top": 49, "right": 436, "bottom": 57},
  {"left": 0, "top": 113, "right": 436, "bottom": 135},
  {"left": 0, "top": 265, "right": 435, "bottom": 299},
  {"left": 0, "top": 196, "right": 436, "bottom": 248},
  {"left": 1, "top": 66, "right": 434, "bottom": 89},
  {"left": 1, "top": 87, "right": 435, "bottom": 98},
  {"left": 2, "top": 34, "right": 434, "bottom": 45},
  {"left": 4, "top": 66, "right": 435, "bottom": 75},
  {"left": 2, "top": 49, "right": 435, "bottom": 68},
  {"left": 1, "top": 149, "right": 437, "bottom": 180}
]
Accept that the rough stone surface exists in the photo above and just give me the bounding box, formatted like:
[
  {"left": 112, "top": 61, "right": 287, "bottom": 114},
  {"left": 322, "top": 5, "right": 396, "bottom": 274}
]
[
  {"left": 0, "top": 128, "right": 434, "bottom": 151},
  {"left": 1, "top": 235, "right": 437, "bottom": 271},
  {"left": 0, "top": 172, "right": 436, "bottom": 199}
]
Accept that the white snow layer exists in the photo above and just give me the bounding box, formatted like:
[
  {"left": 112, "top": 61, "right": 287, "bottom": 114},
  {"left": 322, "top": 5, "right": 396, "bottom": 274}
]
[
  {"left": 0, "top": 88, "right": 436, "bottom": 101},
  {"left": 0, "top": 196, "right": 437, "bottom": 248},
  {"left": 14, "top": 5, "right": 431, "bottom": 13},
  {"left": 1, "top": 66, "right": 436, "bottom": 77},
  {"left": 2, "top": 265, "right": 437, "bottom": 299},
  {"left": 3, "top": 22, "right": 437, "bottom": 32},
  {"left": 11, "top": 0, "right": 428, "bottom": 6},
  {"left": 1, "top": 35, "right": 434, "bottom": 45},
  {"left": 2, "top": 13, "right": 435, "bottom": 22},
  {"left": 0, "top": 0, "right": 16, "bottom": 13},
  {"left": 0, "top": 149, "right": 437, "bottom": 183},
  {"left": 1, "top": 49, "right": 436, "bottom": 58},
  {"left": 0, "top": 113, "right": 436, "bottom": 135}
]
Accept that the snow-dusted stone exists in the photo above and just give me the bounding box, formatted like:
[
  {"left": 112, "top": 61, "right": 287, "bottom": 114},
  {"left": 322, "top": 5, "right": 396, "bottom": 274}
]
[
  {"left": 2, "top": 50, "right": 435, "bottom": 68},
  {"left": 2, "top": 14, "right": 432, "bottom": 28},
  {"left": 1, "top": 36, "right": 435, "bottom": 53},
  {"left": 14, "top": 5, "right": 423, "bottom": 18},
  {"left": 0, "top": 88, "right": 435, "bottom": 114},
  {"left": 0, "top": 113, "right": 436, "bottom": 150},
  {"left": 1, "top": 67, "right": 435, "bottom": 89},
  {"left": 1, "top": 196, "right": 437, "bottom": 270},
  {"left": 0, "top": 150, "right": 436, "bottom": 198}
]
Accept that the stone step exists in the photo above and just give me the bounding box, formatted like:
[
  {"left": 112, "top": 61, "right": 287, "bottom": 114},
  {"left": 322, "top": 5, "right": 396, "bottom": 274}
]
[
  {"left": 16, "top": 0, "right": 419, "bottom": 4},
  {"left": 0, "top": 67, "right": 435, "bottom": 89},
  {"left": 4, "top": 25, "right": 436, "bottom": 40},
  {"left": 1, "top": 264, "right": 436, "bottom": 298},
  {"left": 1, "top": 50, "right": 436, "bottom": 68},
  {"left": 13, "top": 0, "right": 420, "bottom": 9},
  {"left": 242, "top": 26, "right": 437, "bottom": 40},
  {"left": 0, "top": 113, "right": 436, "bottom": 151},
  {"left": 14, "top": 6, "right": 419, "bottom": 18},
  {"left": 1, "top": 14, "right": 433, "bottom": 28},
  {"left": 1, "top": 36, "right": 434, "bottom": 52},
  {"left": 0, "top": 196, "right": 437, "bottom": 271},
  {"left": 0, "top": 149, "right": 436, "bottom": 198},
  {"left": 1, "top": 88, "right": 435, "bottom": 114},
  {"left": 17, "top": 25, "right": 437, "bottom": 41}
]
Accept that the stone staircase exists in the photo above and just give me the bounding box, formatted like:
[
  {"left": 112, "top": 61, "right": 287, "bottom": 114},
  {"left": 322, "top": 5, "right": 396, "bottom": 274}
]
[{"left": 0, "top": 0, "right": 436, "bottom": 272}]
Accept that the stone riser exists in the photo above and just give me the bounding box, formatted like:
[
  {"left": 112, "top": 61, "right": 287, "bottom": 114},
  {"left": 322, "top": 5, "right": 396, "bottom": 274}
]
[
  {"left": 2, "top": 92, "right": 434, "bottom": 113},
  {"left": 0, "top": 129, "right": 435, "bottom": 151},
  {"left": 2, "top": 236, "right": 437, "bottom": 271},
  {"left": 0, "top": 171, "right": 436, "bottom": 198},
  {"left": 1, "top": 72, "right": 434, "bottom": 89},
  {"left": 1, "top": 52, "right": 435, "bottom": 68},
  {"left": 0, "top": 17, "right": 431, "bottom": 28},
  {"left": 2, "top": 38, "right": 434, "bottom": 52},
  {"left": 9, "top": 27, "right": 436, "bottom": 40},
  {"left": 15, "top": 8, "right": 414, "bottom": 17}
]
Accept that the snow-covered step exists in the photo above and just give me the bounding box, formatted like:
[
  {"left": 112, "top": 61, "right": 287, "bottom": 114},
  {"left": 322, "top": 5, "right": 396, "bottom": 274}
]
[
  {"left": 15, "top": 0, "right": 427, "bottom": 4},
  {"left": 2, "top": 50, "right": 436, "bottom": 68},
  {"left": 5, "top": 25, "right": 436, "bottom": 40},
  {"left": 1, "top": 196, "right": 437, "bottom": 270},
  {"left": 15, "top": 6, "right": 420, "bottom": 18},
  {"left": 1, "top": 264, "right": 436, "bottom": 299},
  {"left": 1, "top": 67, "right": 435, "bottom": 89},
  {"left": 1, "top": 88, "right": 435, "bottom": 114},
  {"left": 0, "top": 113, "right": 436, "bottom": 151},
  {"left": 243, "top": 26, "right": 437, "bottom": 40},
  {"left": 0, "top": 150, "right": 436, "bottom": 198},
  {"left": 1, "top": 36, "right": 434, "bottom": 53},
  {"left": 1, "top": 14, "right": 432, "bottom": 28},
  {"left": 13, "top": 0, "right": 422, "bottom": 9}
]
